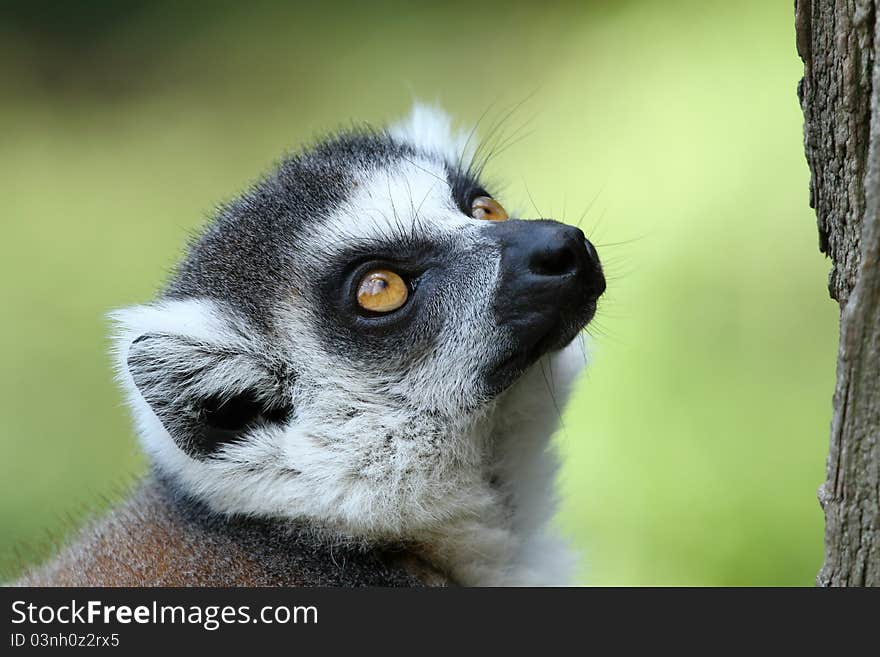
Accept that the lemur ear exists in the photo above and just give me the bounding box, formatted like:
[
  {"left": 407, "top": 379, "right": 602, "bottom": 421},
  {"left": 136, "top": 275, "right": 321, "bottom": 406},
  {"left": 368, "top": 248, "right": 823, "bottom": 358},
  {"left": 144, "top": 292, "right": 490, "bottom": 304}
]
[
  {"left": 389, "top": 102, "right": 476, "bottom": 165},
  {"left": 111, "top": 300, "right": 293, "bottom": 459}
]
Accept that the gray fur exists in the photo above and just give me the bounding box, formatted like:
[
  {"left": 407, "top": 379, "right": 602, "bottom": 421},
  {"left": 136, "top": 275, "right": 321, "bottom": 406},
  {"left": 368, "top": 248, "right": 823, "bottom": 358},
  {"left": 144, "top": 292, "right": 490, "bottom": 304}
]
[{"left": 166, "top": 131, "right": 416, "bottom": 329}]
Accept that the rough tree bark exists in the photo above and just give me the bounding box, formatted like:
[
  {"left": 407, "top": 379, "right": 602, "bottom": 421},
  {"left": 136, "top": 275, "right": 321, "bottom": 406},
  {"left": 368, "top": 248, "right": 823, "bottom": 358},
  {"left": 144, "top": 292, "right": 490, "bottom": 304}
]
[{"left": 796, "top": 0, "right": 880, "bottom": 586}]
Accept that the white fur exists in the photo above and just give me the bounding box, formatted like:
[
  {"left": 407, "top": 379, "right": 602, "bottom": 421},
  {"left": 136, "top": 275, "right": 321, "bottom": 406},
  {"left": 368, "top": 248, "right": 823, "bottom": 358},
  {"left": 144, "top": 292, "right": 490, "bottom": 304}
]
[
  {"left": 390, "top": 102, "right": 476, "bottom": 167},
  {"left": 322, "top": 154, "right": 475, "bottom": 246}
]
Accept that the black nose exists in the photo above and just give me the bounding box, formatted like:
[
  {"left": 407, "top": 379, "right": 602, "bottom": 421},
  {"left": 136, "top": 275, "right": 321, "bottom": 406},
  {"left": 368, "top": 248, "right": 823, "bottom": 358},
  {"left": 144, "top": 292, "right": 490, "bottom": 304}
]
[
  {"left": 528, "top": 225, "right": 589, "bottom": 278},
  {"left": 487, "top": 217, "right": 605, "bottom": 342},
  {"left": 483, "top": 218, "right": 605, "bottom": 393},
  {"left": 488, "top": 219, "right": 604, "bottom": 300}
]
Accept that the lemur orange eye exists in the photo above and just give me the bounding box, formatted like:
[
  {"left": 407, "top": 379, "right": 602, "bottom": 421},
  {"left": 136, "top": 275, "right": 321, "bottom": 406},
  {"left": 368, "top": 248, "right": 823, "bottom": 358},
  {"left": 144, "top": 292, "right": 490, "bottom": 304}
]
[
  {"left": 471, "top": 196, "right": 508, "bottom": 221},
  {"left": 356, "top": 269, "right": 408, "bottom": 313}
]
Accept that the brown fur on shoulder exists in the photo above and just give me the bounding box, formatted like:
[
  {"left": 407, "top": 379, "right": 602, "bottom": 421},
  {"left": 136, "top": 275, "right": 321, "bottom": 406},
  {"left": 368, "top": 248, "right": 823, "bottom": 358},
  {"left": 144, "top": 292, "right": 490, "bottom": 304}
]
[{"left": 17, "top": 475, "right": 450, "bottom": 587}]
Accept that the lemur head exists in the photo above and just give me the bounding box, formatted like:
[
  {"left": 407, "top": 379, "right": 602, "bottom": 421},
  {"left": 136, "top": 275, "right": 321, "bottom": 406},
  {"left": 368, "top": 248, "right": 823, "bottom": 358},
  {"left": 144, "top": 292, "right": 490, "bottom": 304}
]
[{"left": 113, "top": 105, "right": 605, "bottom": 539}]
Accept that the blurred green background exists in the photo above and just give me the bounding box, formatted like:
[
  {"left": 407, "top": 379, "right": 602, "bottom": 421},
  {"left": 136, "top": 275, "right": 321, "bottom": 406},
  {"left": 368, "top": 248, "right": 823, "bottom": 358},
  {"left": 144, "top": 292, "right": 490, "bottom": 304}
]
[{"left": 0, "top": 0, "right": 837, "bottom": 585}]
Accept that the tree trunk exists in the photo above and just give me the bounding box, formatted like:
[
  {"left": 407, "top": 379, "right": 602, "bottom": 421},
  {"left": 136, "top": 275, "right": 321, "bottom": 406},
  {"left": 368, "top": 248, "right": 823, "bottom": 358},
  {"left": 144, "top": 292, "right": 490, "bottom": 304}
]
[{"left": 796, "top": 0, "right": 880, "bottom": 586}]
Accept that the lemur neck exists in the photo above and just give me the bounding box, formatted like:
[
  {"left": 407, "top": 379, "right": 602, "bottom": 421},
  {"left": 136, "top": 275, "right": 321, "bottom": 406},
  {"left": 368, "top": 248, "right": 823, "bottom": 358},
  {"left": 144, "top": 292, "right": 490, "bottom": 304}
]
[{"left": 20, "top": 472, "right": 449, "bottom": 587}]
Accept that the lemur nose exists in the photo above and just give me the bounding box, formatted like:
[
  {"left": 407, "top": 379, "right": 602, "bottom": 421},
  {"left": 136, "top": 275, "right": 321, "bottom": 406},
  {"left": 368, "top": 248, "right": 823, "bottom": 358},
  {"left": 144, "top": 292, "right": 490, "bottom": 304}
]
[
  {"left": 488, "top": 219, "right": 605, "bottom": 302},
  {"left": 528, "top": 225, "right": 587, "bottom": 277}
]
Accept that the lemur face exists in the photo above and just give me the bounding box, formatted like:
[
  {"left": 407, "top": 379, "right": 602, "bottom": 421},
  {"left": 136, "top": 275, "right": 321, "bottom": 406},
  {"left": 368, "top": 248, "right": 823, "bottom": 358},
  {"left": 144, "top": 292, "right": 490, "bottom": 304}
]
[{"left": 114, "top": 106, "right": 604, "bottom": 538}]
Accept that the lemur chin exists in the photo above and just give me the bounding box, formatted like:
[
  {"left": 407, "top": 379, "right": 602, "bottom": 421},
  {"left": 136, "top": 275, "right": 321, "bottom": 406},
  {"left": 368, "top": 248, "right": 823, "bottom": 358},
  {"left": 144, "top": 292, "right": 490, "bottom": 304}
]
[{"left": 18, "top": 105, "right": 605, "bottom": 587}]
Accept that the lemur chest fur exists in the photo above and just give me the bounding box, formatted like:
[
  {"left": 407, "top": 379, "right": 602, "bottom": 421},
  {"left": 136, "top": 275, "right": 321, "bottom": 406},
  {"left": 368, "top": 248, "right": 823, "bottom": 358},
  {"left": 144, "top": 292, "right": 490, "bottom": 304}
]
[{"left": 19, "top": 474, "right": 449, "bottom": 587}]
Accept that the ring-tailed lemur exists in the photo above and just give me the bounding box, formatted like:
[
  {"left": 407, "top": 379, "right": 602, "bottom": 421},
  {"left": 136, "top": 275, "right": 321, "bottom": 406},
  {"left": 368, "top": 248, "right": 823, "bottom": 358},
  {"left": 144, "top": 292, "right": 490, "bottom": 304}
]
[{"left": 18, "top": 105, "right": 605, "bottom": 587}]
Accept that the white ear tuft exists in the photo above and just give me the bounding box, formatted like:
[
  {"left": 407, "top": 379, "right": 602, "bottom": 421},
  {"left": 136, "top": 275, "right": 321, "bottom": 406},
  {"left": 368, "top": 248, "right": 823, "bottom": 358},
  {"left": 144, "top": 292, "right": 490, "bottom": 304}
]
[
  {"left": 389, "top": 102, "right": 475, "bottom": 166},
  {"left": 109, "top": 299, "right": 225, "bottom": 381}
]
